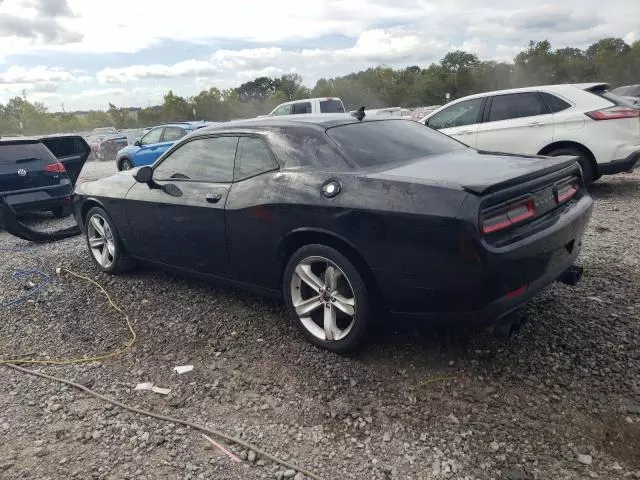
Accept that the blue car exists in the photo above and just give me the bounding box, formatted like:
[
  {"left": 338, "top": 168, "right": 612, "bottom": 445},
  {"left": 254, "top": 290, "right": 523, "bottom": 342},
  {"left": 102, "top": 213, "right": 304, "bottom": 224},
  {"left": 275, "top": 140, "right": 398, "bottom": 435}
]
[{"left": 116, "top": 122, "right": 210, "bottom": 171}]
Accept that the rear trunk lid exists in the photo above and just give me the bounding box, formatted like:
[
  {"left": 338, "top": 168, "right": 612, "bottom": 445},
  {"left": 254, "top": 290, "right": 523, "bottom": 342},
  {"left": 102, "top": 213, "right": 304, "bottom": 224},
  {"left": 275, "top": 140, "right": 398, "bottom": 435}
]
[
  {"left": 0, "top": 140, "right": 61, "bottom": 193},
  {"left": 366, "top": 149, "right": 579, "bottom": 195}
]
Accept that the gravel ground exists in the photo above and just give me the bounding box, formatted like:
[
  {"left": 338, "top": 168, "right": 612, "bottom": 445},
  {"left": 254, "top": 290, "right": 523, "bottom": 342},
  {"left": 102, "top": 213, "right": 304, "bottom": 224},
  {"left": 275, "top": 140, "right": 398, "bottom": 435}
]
[{"left": 1, "top": 162, "right": 639, "bottom": 480}]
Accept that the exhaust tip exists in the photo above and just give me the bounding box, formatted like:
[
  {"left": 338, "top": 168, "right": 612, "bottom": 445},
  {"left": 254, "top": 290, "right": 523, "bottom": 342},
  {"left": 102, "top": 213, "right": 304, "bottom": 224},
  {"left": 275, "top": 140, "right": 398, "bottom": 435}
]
[{"left": 557, "top": 265, "right": 583, "bottom": 286}]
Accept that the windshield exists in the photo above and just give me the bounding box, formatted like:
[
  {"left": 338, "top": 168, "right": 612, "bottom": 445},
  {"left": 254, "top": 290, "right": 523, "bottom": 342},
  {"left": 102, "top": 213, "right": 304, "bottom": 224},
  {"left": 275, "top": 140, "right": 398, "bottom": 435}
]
[{"left": 326, "top": 119, "right": 466, "bottom": 168}]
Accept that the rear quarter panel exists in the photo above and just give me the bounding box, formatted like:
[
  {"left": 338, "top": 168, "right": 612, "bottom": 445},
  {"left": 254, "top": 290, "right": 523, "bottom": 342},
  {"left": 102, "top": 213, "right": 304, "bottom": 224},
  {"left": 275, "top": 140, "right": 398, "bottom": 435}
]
[{"left": 225, "top": 169, "right": 469, "bottom": 297}]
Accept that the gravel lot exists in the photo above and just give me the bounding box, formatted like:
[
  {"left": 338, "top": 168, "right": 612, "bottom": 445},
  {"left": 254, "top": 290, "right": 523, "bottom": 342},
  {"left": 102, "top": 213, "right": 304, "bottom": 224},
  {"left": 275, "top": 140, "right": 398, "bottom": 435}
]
[{"left": 1, "top": 161, "right": 639, "bottom": 480}]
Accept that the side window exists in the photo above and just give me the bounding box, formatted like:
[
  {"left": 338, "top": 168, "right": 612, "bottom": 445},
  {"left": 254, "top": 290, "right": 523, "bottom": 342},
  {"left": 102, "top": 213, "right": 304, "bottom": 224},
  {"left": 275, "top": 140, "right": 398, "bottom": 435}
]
[
  {"left": 140, "top": 127, "right": 163, "bottom": 146},
  {"left": 272, "top": 104, "right": 292, "bottom": 116},
  {"left": 162, "top": 126, "right": 186, "bottom": 142},
  {"left": 540, "top": 92, "right": 572, "bottom": 113},
  {"left": 234, "top": 137, "right": 278, "bottom": 181},
  {"left": 488, "top": 93, "right": 550, "bottom": 122},
  {"left": 291, "top": 102, "right": 312, "bottom": 114},
  {"left": 427, "top": 98, "right": 483, "bottom": 129},
  {"left": 154, "top": 136, "right": 238, "bottom": 182}
]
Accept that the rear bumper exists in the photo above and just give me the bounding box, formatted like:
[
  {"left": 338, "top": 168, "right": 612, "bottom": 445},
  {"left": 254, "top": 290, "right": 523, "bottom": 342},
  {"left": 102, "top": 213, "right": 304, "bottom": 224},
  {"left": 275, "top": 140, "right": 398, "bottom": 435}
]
[
  {"left": 383, "top": 195, "right": 593, "bottom": 325},
  {"left": 2, "top": 185, "right": 73, "bottom": 215},
  {"left": 598, "top": 150, "right": 640, "bottom": 176}
]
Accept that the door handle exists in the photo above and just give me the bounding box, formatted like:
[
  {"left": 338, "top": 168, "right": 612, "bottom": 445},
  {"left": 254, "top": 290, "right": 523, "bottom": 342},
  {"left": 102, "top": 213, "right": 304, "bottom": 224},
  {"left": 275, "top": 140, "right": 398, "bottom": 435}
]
[
  {"left": 205, "top": 193, "right": 222, "bottom": 204},
  {"left": 527, "top": 122, "right": 544, "bottom": 127},
  {"left": 457, "top": 130, "right": 473, "bottom": 135}
]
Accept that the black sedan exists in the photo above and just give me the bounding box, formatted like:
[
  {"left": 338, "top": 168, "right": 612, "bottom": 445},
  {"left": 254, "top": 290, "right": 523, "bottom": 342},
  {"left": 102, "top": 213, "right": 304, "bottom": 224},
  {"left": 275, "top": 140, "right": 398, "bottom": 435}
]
[{"left": 72, "top": 115, "right": 593, "bottom": 352}]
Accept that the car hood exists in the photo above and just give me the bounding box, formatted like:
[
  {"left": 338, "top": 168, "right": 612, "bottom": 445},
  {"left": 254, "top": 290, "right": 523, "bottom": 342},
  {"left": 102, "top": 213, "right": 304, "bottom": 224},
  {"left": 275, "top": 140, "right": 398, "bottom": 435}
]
[
  {"left": 365, "top": 149, "right": 579, "bottom": 195},
  {"left": 117, "top": 145, "right": 138, "bottom": 157}
]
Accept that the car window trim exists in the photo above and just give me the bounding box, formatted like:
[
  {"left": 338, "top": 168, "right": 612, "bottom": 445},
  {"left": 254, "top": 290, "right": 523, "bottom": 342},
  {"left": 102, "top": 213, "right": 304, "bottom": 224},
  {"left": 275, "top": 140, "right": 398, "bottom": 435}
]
[
  {"left": 151, "top": 133, "right": 239, "bottom": 184},
  {"left": 233, "top": 134, "right": 280, "bottom": 182}
]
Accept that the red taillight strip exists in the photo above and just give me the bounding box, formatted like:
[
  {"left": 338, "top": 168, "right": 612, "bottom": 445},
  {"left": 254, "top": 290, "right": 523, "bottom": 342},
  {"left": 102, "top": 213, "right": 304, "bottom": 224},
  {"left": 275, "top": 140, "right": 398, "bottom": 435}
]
[
  {"left": 44, "top": 161, "right": 66, "bottom": 173},
  {"left": 586, "top": 106, "right": 640, "bottom": 120},
  {"left": 557, "top": 184, "right": 578, "bottom": 202},
  {"left": 482, "top": 200, "right": 535, "bottom": 235}
]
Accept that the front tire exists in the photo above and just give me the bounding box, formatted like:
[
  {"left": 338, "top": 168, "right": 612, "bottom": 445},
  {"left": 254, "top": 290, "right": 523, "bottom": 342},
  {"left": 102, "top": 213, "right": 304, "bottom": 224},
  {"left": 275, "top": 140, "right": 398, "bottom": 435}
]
[
  {"left": 85, "top": 206, "right": 134, "bottom": 274},
  {"left": 283, "top": 244, "right": 370, "bottom": 353},
  {"left": 119, "top": 158, "right": 133, "bottom": 171},
  {"left": 547, "top": 147, "right": 596, "bottom": 185}
]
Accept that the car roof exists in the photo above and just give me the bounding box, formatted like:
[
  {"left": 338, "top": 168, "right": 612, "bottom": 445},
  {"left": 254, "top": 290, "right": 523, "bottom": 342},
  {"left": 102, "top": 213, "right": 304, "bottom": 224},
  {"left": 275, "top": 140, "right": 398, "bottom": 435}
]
[
  {"left": 441, "top": 83, "right": 609, "bottom": 103},
  {"left": 192, "top": 114, "right": 406, "bottom": 134}
]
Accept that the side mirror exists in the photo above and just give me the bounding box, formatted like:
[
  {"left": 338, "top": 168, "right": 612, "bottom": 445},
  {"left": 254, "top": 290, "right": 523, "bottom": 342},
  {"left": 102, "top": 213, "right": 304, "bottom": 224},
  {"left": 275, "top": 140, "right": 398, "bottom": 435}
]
[
  {"left": 134, "top": 165, "right": 153, "bottom": 184},
  {"left": 134, "top": 140, "right": 141, "bottom": 147}
]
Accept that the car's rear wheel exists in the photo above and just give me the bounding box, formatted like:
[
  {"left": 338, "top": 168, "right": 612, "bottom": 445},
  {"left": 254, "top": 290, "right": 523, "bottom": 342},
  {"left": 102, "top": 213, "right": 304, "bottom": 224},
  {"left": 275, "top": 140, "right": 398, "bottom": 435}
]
[
  {"left": 283, "top": 244, "right": 370, "bottom": 353},
  {"left": 547, "top": 147, "right": 596, "bottom": 185},
  {"left": 85, "top": 206, "right": 133, "bottom": 274},
  {"left": 50, "top": 205, "right": 72, "bottom": 218},
  {"left": 119, "top": 158, "right": 133, "bottom": 171}
]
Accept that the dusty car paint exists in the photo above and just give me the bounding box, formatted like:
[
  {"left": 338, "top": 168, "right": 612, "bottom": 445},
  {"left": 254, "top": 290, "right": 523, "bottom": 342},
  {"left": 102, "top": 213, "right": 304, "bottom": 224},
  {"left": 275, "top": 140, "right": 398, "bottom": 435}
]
[{"left": 71, "top": 116, "right": 593, "bottom": 325}]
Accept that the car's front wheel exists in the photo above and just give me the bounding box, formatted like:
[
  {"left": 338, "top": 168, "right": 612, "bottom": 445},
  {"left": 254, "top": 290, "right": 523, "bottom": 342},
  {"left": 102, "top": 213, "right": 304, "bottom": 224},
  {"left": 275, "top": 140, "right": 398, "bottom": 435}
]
[
  {"left": 85, "top": 206, "right": 133, "bottom": 274},
  {"left": 283, "top": 244, "right": 370, "bottom": 353},
  {"left": 119, "top": 158, "right": 133, "bottom": 171}
]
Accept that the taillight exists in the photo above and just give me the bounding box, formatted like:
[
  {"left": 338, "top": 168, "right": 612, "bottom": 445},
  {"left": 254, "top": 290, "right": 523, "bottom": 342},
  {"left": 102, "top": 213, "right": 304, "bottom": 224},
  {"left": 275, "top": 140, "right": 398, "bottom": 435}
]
[
  {"left": 44, "top": 161, "right": 66, "bottom": 173},
  {"left": 556, "top": 181, "right": 579, "bottom": 203},
  {"left": 481, "top": 199, "right": 535, "bottom": 235},
  {"left": 585, "top": 106, "right": 640, "bottom": 120}
]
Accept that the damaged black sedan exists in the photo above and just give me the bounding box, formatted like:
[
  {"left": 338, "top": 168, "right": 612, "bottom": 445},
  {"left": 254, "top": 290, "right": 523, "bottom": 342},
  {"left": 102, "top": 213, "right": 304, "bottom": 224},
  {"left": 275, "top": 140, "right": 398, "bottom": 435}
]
[{"left": 71, "top": 115, "right": 593, "bottom": 352}]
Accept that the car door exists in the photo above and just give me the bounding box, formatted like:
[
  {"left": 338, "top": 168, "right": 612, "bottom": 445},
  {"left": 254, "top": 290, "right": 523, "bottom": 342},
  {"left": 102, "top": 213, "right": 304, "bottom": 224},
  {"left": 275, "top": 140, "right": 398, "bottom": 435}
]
[
  {"left": 225, "top": 136, "right": 281, "bottom": 289},
  {"left": 154, "top": 126, "right": 187, "bottom": 158},
  {"left": 425, "top": 97, "right": 484, "bottom": 148},
  {"left": 124, "top": 135, "right": 239, "bottom": 276},
  {"left": 474, "top": 92, "right": 554, "bottom": 155},
  {"left": 132, "top": 126, "right": 165, "bottom": 166}
]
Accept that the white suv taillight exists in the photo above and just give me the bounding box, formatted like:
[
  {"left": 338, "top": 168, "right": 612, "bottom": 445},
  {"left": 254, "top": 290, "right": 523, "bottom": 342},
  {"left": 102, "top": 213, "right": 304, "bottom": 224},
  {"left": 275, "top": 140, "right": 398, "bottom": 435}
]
[{"left": 585, "top": 106, "right": 640, "bottom": 120}]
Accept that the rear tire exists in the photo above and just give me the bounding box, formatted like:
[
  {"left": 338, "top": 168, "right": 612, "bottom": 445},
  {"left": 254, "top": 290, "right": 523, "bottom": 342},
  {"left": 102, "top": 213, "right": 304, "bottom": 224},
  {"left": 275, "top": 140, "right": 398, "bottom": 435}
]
[
  {"left": 547, "top": 147, "right": 595, "bottom": 185},
  {"left": 283, "top": 244, "right": 370, "bottom": 353},
  {"left": 51, "top": 205, "right": 72, "bottom": 218},
  {"left": 84, "top": 206, "right": 134, "bottom": 274}
]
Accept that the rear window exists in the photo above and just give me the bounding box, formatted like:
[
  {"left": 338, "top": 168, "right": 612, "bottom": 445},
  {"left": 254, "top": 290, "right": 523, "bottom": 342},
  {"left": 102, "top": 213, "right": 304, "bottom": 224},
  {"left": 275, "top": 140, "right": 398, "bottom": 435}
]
[
  {"left": 320, "top": 99, "right": 345, "bottom": 113},
  {"left": 0, "top": 141, "right": 56, "bottom": 165},
  {"left": 326, "top": 119, "right": 466, "bottom": 168}
]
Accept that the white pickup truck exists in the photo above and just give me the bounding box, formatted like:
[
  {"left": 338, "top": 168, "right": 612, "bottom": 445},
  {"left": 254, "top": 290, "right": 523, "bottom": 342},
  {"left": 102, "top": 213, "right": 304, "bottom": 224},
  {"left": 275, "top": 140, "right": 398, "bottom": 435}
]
[{"left": 266, "top": 97, "right": 346, "bottom": 117}]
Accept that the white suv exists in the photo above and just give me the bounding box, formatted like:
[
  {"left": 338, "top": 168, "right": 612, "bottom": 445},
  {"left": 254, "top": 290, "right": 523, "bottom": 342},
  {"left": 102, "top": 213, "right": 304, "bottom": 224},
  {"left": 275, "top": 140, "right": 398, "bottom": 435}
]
[{"left": 421, "top": 83, "right": 640, "bottom": 184}]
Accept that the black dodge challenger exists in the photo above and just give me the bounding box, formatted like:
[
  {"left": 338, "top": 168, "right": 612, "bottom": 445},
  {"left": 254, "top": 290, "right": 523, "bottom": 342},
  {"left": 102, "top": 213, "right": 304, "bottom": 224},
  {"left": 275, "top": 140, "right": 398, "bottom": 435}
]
[{"left": 72, "top": 115, "right": 593, "bottom": 352}]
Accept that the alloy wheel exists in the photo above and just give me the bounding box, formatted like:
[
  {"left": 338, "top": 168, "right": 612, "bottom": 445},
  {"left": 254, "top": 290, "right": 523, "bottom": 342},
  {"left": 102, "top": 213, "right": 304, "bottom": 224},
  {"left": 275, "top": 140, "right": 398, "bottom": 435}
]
[
  {"left": 87, "top": 214, "right": 116, "bottom": 269},
  {"left": 290, "top": 256, "right": 356, "bottom": 342}
]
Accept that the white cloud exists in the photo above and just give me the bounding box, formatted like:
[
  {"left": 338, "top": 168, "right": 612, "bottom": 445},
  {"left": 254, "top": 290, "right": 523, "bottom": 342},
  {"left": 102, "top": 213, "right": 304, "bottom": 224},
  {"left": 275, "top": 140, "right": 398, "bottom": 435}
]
[{"left": 0, "top": 65, "right": 74, "bottom": 84}]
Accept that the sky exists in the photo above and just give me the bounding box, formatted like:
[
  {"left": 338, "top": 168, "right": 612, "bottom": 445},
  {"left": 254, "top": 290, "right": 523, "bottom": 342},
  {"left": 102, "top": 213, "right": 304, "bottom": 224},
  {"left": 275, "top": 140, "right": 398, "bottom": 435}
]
[{"left": 0, "top": 0, "right": 638, "bottom": 112}]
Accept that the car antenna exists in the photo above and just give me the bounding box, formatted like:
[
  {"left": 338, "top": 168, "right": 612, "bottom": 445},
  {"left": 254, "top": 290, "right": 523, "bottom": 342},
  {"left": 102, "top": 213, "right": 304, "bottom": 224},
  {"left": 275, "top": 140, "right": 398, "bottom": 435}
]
[{"left": 351, "top": 106, "right": 366, "bottom": 121}]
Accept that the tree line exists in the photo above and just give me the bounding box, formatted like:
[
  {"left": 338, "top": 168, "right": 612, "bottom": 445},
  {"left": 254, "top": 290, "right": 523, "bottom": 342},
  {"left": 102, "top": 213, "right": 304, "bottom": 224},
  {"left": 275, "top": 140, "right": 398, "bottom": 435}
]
[{"left": 1, "top": 37, "right": 639, "bottom": 136}]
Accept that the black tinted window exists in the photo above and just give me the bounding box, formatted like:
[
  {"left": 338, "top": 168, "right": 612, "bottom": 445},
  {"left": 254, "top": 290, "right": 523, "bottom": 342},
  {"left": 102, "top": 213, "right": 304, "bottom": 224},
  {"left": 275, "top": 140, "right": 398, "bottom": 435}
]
[
  {"left": 327, "top": 120, "right": 466, "bottom": 168},
  {"left": 0, "top": 141, "right": 56, "bottom": 165},
  {"left": 291, "top": 102, "right": 312, "bottom": 114},
  {"left": 427, "top": 98, "right": 483, "bottom": 129},
  {"left": 163, "top": 126, "right": 186, "bottom": 142},
  {"left": 320, "top": 99, "right": 345, "bottom": 113},
  {"left": 488, "top": 93, "right": 550, "bottom": 122},
  {"left": 540, "top": 92, "right": 571, "bottom": 113},
  {"left": 154, "top": 136, "right": 238, "bottom": 182},
  {"left": 234, "top": 137, "right": 278, "bottom": 180}
]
